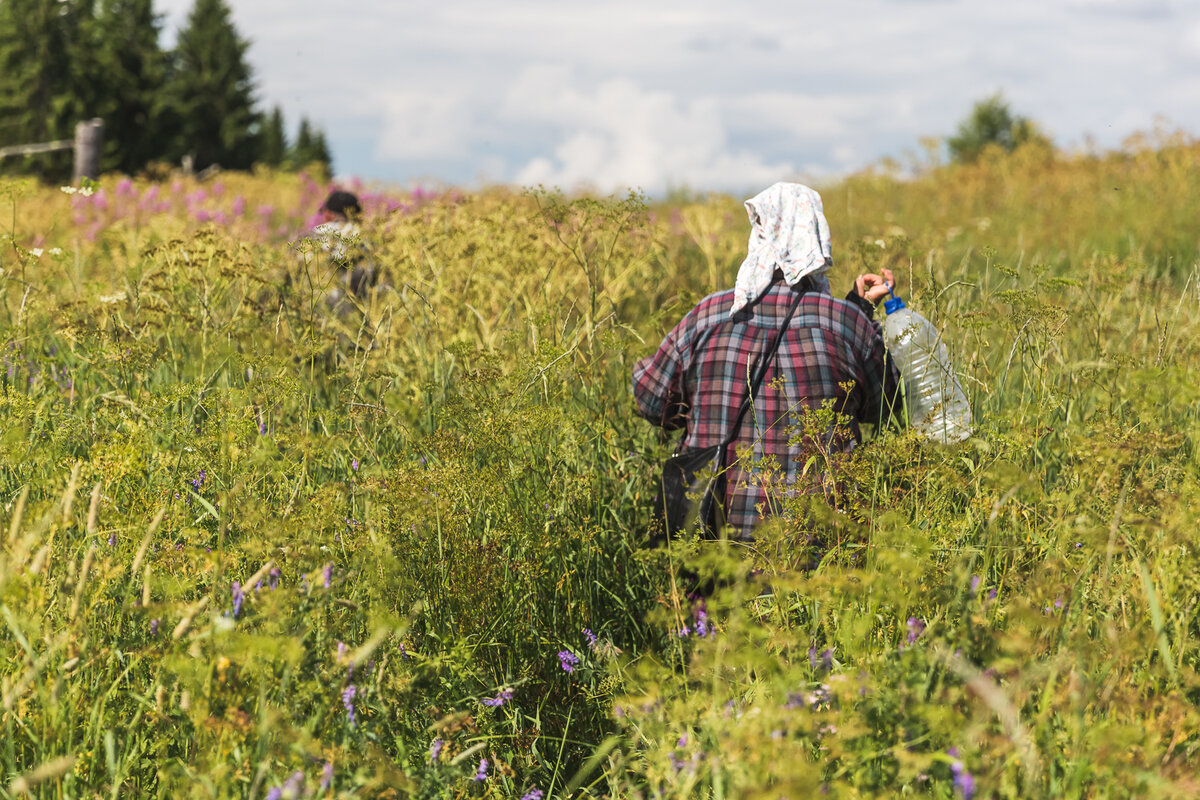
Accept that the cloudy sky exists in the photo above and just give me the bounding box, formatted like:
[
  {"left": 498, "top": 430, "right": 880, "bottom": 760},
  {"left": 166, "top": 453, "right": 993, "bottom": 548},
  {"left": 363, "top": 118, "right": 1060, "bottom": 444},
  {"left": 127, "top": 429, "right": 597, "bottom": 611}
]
[{"left": 156, "top": 0, "right": 1200, "bottom": 195}]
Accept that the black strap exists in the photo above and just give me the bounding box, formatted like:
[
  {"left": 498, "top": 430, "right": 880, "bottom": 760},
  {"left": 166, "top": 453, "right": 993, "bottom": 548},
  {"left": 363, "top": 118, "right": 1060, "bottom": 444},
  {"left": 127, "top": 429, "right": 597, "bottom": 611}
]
[{"left": 721, "top": 283, "right": 806, "bottom": 449}]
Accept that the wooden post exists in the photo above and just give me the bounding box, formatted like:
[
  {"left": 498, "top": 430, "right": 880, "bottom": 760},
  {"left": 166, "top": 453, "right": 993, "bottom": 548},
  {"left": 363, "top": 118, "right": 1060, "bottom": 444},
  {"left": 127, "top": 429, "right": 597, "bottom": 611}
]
[{"left": 73, "top": 118, "right": 103, "bottom": 182}]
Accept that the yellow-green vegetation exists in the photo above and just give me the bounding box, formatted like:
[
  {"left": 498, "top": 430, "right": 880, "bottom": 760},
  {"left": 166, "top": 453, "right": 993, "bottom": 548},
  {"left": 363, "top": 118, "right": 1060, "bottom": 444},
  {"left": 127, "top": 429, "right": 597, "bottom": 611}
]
[{"left": 0, "top": 131, "right": 1198, "bottom": 799}]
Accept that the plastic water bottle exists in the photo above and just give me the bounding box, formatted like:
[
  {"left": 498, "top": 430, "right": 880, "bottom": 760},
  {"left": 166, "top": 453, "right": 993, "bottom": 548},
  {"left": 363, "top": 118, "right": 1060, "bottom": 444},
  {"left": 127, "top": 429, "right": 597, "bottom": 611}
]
[{"left": 881, "top": 287, "right": 973, "bottom": 443}]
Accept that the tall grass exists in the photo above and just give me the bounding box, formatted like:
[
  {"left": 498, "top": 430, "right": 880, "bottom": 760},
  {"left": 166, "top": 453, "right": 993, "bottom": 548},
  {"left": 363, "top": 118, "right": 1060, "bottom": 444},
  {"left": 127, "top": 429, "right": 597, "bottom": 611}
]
[{"left": 0, "top": 132, "right": 1198, "bottom": 798}]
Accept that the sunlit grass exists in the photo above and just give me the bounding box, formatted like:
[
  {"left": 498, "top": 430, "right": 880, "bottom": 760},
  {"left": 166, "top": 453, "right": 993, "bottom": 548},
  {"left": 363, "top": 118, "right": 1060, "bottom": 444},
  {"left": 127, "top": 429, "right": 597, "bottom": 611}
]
[{"left": 0, "top": 131, "right": 1198, "bottom": 798}]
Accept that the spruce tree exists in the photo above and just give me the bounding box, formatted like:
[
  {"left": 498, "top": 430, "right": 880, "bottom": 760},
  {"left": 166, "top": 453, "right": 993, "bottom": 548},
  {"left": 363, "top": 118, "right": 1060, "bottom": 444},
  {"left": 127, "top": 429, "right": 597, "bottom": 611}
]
[
  {"left": 167, "top": 0, "right": 259, "bottom": 171},
  {"left": 0, "top": 0, "right": 93, "bottom": 178},
  {"left": 290, "top": 117, "right": 314, "bottom": 168},
  {"left": 311, "top": 128, "right": 333, "bottom": 175},
  {"left": 289, "top": 117, "right": 333, "bottom": 175},
  {"left": 260, "top": 105, "right": 287, "bottom": 168},
  {"left": 88, "top": 0, "right": 171, "bottom": 174}
]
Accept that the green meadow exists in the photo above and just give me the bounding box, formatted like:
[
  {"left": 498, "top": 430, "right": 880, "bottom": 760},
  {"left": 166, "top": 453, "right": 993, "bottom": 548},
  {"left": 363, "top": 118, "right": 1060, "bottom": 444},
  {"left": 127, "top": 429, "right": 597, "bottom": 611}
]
[{"left": 1, "top": 131, "right": 1198, "bottom": 798}]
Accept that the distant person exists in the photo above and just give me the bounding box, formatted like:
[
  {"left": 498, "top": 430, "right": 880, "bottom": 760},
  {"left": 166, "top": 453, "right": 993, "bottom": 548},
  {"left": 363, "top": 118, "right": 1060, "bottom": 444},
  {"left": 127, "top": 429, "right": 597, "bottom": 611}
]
[
  {"left": 633, "top": 182, "right": 901, "bottom": 540},
  {"left": 310, "top": 190, "right": 381, "bottom": 309}
]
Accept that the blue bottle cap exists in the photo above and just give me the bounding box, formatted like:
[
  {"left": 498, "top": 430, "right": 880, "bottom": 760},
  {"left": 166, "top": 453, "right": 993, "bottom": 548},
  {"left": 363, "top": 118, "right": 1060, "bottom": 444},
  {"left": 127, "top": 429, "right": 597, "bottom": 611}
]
[{"left": 882, "top": 282, "right": 905, "bottom": 314}]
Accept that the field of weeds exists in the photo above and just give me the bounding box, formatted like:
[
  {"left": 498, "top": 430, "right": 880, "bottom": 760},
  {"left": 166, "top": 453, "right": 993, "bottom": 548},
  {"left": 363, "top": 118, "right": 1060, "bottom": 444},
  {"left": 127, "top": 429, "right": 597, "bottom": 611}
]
[{"left": 1, "top": 132, "right": 1199, "bottom": 799}]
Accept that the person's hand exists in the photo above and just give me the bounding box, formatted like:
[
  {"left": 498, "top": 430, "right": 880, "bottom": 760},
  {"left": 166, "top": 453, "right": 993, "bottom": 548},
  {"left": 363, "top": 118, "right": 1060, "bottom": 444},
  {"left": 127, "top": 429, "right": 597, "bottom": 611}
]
[{"left": 855, "top": 269, "right": 896, "bottom": 305}]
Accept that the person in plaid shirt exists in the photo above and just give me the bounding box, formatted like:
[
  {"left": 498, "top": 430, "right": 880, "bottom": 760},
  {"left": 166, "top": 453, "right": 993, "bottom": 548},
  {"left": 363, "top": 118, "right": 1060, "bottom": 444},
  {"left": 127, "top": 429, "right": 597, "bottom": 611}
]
[{"left": 633, "top": 183, "right": 900, "bottom": 539}]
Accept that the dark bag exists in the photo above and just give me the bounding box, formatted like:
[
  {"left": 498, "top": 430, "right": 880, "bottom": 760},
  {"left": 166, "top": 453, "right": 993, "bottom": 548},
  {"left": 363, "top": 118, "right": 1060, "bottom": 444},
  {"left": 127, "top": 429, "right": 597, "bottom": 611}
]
[
  {"left": 659, "top": 442, "right": 728, "bottom": 537},
  {"left": 655, "top": 283, "right": 805, "bottom": 539}
]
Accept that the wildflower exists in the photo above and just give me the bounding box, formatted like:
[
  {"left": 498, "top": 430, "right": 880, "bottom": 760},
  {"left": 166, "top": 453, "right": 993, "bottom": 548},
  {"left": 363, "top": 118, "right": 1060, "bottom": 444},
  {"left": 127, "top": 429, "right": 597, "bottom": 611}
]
[
  {"left": 351, "top": 458, "right": 359, "bottom": 471},
  {"left": 28, "top": 248, "right": 43, "bottom": 259},
  {"left": 694, "top": 610, "right": 709, "bottom": 638},
  {"left": 268, "top": 567, "right": 281, "bottom": 589},
  {"left": 583, "top": 628, "right": 598, "bottom": 649},
  {"left": 558, "top": 650, "right": 579, "bottom": 673},
  {"left": 473, "top": 758, "right": 488, "bottom": 782},
  {"left": 150, "top": 619, "right": 159, "bottom": 636},
  {"left": 521, "top": 790, "right": 544, "bottom": 800},
  {"left": 107, "top": 533, "right": 116, "bottom": 548},
  {"left": 320, "top": 761, "right": 333, "bottom": 791},
  {"left": 342, "top": 684, "right": 357, "bottom": 727},
  {"left": 323, "top": 562, "right": 333, "bottom": 588},
  {"left": 231, "top": 582, "right": 244, "bottom": 618},
  {"left": 282, "top": 771, "right": 305, "bottom": 798},
  {"left": 265, "top": 789, "right": 281, "bottom": 800},
  {"left": 806, "top": 684, "right": 833, "bottom": 710},
  {"left": 429, "top": 737, "right": 443, "bottom": 761},
  {"left": 970, "top": 575, "right": 981, "bottom": 593},
  {"left": 950, "top": 759, "right": 976, "bottom": 799},
  {"left": 481, "top": 688, "right": 513, "bottom": 707},
  {"left": 808, "top": 645, "right": 834, "bottom": 673},
  {"left": 906, "top": 617, "right": 925, "bottom": 645}
]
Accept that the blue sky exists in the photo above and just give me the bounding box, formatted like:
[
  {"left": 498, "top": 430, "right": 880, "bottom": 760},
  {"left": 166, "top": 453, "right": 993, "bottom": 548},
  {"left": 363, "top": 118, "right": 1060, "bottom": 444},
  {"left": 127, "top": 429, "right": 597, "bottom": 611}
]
[{"left": 157, "top": 0, "right": 1200, "bottom": 195}]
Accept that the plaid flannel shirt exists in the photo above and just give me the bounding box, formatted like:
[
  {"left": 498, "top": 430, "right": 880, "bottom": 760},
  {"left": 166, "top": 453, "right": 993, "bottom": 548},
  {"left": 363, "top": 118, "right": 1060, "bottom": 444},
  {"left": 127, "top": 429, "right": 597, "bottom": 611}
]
[{"left": 633, "top": 281, "right": 899, "bottom": 538}]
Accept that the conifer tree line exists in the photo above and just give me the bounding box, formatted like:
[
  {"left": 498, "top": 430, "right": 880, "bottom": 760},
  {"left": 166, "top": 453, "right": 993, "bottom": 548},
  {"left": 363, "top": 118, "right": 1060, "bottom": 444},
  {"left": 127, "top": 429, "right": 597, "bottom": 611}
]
[{"left": 0, "top": 0, "right": 332, "bottom": 179}]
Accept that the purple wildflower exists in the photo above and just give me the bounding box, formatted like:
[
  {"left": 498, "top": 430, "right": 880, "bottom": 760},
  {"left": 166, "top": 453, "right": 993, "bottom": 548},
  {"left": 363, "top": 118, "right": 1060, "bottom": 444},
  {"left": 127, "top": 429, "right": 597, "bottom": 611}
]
[
  {"left": 351, "top": 458, "right": 359, "bottom": 471},
  {"left": 906, "top": 617, "right": 925, "bottom": 645},
  {"left": 107, "top": 532, "right": 116, "bottom": 548},
  {"left": 320, "top": 761, "right": 333, "bottom": 791},
  {"left": 429, "top": 737, "right": 443, "bottom": 762},
  {"left": 809, "top": 645, "right": 834, "bottom": 673},
  {"left": 231, "top": 581, "right": 244, "bottom": 618},
  {"left": 950, "top": 759, "right": 976, "bottom": 799},
  {"left": 282, "top": 771, "right": 305, "bottom": 797},
  {"left": 970, "top": 575, "right": 981, "bottom": 593},
  {"left": 342, "top": 684, "right": 357, "bottom": 727},
  {"left": 473, "top": 758, "right": 488, "bottom": 782},
  {"left": 323, "top": 562, "right": 332, "bottom": 588},
  {"left": 150, "top": 618, "right": 159, "bottom": 636},
  {"left": 265, "top": 789, "right": 281, "bottom": 800},
  {"left": 558, "top": 650, "right": 579, "bottom": 673},
  {"left": 521, "top": 790, "right": 544, "bottom": 800},
  {"left": 583, "top": 628, "right": 598, "bottom": 649},
  {"left": 482, "top": 688, "right": 514, "bottom": 707},
  {"left": 268, "top": 568, "right": 281, "bottom": 589}
]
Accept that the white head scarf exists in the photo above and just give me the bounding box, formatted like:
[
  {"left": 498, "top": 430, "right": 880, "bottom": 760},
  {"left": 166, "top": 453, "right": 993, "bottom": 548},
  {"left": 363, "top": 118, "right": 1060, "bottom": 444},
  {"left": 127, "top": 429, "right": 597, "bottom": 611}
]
[{"left": 730, "top": 182, "right": 832, "bottom": 316}]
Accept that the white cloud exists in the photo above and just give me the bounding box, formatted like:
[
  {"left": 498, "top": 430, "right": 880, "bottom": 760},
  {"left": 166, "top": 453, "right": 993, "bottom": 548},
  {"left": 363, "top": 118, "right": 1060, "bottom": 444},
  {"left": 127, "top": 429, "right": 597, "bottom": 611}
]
[
  {"left": 373, "top": 90, "right": 477, "bottom": 160},
  {"left": 502, "top": 67, "right": 793, "bottom": 193},
  {"left": 152, "top": 1, "right": 1200, "bottom": 190}
]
